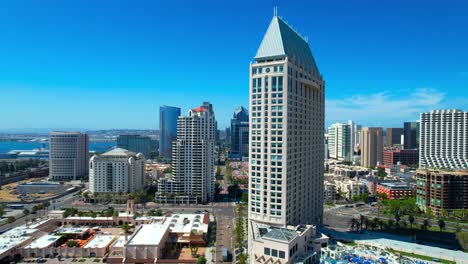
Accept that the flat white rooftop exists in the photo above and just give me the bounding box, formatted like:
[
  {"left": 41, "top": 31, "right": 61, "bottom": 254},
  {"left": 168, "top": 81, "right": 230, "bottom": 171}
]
[
  {"left": 127, "top": 224, "right": 168, "bottom": 246},
  {"left": 84, "top": 235, "right": 116, "bottom": 248},
  {"left": 66, "top": 216, "right": 113, "bottom": 220},
  {"left": 25, "top": 235, "right": 61, "bottom": 248},
  {"left": 55, "top": 227, "right": 89, "bottom": 235},
  {"left": 111, "top": 236, "right": 126, "bottom": 248},
  {"left": 167, "top": 213, "right": 208, "bottom": 234},
  {"left": 0, "top": 226, "right": 38, "bottom": 256}
]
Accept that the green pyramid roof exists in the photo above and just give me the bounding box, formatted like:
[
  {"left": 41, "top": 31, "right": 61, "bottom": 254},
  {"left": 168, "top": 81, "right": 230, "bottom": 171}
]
[{"left": 255, "top": 16, "right": 319, "bottom": 74}]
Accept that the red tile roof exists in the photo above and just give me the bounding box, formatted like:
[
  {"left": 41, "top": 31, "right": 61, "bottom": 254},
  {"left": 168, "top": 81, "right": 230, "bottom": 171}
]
[{"left": 192, "top": 106, "right": 206, "bottom": 112}]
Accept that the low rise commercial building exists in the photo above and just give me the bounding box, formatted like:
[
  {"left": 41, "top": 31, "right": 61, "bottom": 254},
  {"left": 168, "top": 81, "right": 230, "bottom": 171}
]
[
  {"left": 383, "top": 149, "right": 418, "bottom": 166},
  {"left": 416, "top": 169, "right": 468, "bottom": 215},
  {"left": 376, "top": 182, "right": 415, "bottom": 199},
  {"left": 329, "top": 164, "right": 370, "bottom": 178},
  {"left": 250, "top": 222, "right": 328, "bottom": 264},
  {"left": 125, "top": 224, "right": 169, "bottom": 263},
  {"left": 1, "top": 208, "right": 210, "bottom": 263}
]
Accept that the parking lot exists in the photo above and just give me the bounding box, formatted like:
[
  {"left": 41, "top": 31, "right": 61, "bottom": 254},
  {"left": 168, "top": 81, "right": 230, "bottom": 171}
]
[{"left": 324, "top": 203, "right": 380, "bottom": 231}]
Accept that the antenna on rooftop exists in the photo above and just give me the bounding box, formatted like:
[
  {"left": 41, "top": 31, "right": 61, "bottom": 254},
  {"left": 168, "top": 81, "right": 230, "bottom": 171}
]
[{"left": 274, "top": 6, "right": 278, "bottom": 17}]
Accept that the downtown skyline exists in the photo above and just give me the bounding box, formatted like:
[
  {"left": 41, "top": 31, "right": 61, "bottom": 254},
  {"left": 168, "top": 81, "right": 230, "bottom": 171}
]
[{"left": 1, "top": 0, "right": 467, "bottom": 130}]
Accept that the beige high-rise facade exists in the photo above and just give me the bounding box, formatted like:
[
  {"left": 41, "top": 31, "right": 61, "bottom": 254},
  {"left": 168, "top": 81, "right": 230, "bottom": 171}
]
[
  {"left": 361, "top": 127, "right": 383, "bottom": 168},
  {"left": 156, "top": 102, "right": 216, "bottom": 204},
  {"left": 248, "top": 14, "right": 326, "bottom": 264},
  {"left": 49, "top": 131, "right": 89, "bottom": 181},
  {"left": 89, "top": 148, "right": 146, "bottom": 195}
]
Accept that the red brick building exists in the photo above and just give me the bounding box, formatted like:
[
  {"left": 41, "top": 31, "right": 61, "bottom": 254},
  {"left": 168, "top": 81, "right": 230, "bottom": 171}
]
[
  {"left": 416, "top": 169, "right": 468, "bottom": 215},
  {"left": 376, "top": 182, "right": 415, "bottom": 199},
  {"left": 383, "top": 149, "right": 418, "bottom": 166}
]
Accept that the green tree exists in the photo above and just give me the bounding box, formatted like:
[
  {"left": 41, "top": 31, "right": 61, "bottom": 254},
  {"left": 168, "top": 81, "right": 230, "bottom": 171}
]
[
  {"left": 66, "top": 240, "right": 78, "bottom": 247},
  {"left": 349, "top": 218, "right": 357, "bottom": 231},
  {"left": 83, "top": 192, "right": 90, "bottom": 202},
  {"left": 438, "top": 219, "right": 445, "bottom": 232},
  {"left": 23, "top": 209, "right": 30, "bottom": 216},
  {"left": 216, "top": 166, "right": 222, "bottom": 177},
  {"left": 238, "top": 253, "right": 248, "bottom": 264},
  {"left": 388, "top": 219, "right": 394, "bottom": 229},
  {"left": 7, "top": 216, "right": 15, "bottom": 224},
  {"left": 373, "top": 217, "right": 379, "bottom": 230},
  {"left": 361, "top": 193, "right": 369, "bottom": 203},
  {"left": 241, "top": 192, "right": 248, "bottom": 203},
  {"left": 197, "top": 256, "right": 207, "bottom": 264},
  {"left": 377, "top": 167, "right": 387, "bottom": 177},
  {"left": 122, "top": 223, "right": 131, "bottom": 240},
  {"left": 0, "top": 205, "right": 5, "bottom": 217},
  {"left": 422, "top": 219, "right": 430, "bottom": 230},
  {"left": 378, "top": 220, "right": 384, "bottom": 231},
  {"left": 395, "top": 214, "right": 401, "bottom": 225},
  {"left": 408, "top": 215, "right": 415, "bottom": 229},
  {"left": 359, "top": 215, "right": 366, "bottom": 231},
  {"left": 228, "top": 184, "right": 240, "bottom": 199},
  {"left": 214, "top": 181, "right": 221, "bottom": 194}
]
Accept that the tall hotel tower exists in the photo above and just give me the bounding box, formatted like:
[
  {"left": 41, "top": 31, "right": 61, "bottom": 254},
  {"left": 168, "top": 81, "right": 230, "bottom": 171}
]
[
  {"left": 248, "top": 14, "right": 326, "bottom": 264},
  {"left": 420, "top": 109, "right": 468, "bottom": 169},
  {"left": 249, "top": 14, "right": 325, "bottom": 227}
]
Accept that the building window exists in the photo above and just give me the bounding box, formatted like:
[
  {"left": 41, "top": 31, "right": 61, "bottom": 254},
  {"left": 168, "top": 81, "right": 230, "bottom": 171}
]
[
  {"left": 264, "top": 248, "right": 270, "bottom": 255},
  {"left": 272, "top": 249, "right": 278, "bottom": 257},
  {"left": 279, "top": 251, "right": 285, "bottom": 259}
]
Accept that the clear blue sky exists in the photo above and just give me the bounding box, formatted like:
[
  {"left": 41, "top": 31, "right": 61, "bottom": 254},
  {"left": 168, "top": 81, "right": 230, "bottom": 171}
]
[{"left": 0, "top": 0, "right": 467, "bottom": 131}]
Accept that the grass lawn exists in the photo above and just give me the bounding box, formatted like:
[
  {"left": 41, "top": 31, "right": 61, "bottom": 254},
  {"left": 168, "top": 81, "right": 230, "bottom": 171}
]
[{"left": 387, "top": 249, "right": 456, "bottom": 264}]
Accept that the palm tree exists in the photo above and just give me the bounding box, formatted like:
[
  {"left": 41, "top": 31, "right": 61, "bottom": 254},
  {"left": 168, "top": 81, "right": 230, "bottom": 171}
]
[
  {"left": 122, "top": 223, "right": 131, "bottom": 241},
  {"left": 360, "top": 215, "right": 366, "bottom": 231},
  {"left": 364, "top": 218, "right": 370, "bottom": 230},
  {"left": 408, "top": 215, "right": 415, "bottom": 229},
  {"left": 438, "top": 219, "right": 445, "bottom": 232},
  {"left": 350, "top": 218, "right": 357, "bottom": 231},
  {"left": 373, "top": 217, "right": 379, "bottom": 231},
  {"left": 378, "top": 220, "right": 384, "bottom": 231},
  {"left": 402, "top": 220, "right": 408, "bottom": 229},
  {"left": 422, "top": 219, "right": 430, "bottom": 231}
]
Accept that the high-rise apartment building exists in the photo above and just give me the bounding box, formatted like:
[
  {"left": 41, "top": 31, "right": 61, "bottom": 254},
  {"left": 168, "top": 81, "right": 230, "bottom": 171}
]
[
  {"left": 117, "top": 134, "right": 155, "bottom": 159},
  {"left": 360, "top": 127, "right": 383, "bottom": 168},
  {"left": 230, "top": 106, "right": 249, "bottom": 159},
  {"left": 348, "top": 120, "right": 361, "bottom": 154},
  {"left": 386, "top": 128, "right": 404, "bottom": 147},
  {"left": 159, "top": 105, "right": 181, "bottom": 160},
  {"left": 420, "top": 109, "right": 468, "bottom": 169},
  {"left": 49, "top": 131, "right": 89, "bottom": 181},
  {"left": 327, "top": 123, "right": 351, "bottom": 161},
  {"left": 89, "top": 148, "right": 145, "bottom": 195},
  {"left": 156, "top": 102, "right": 216, "bottom": 204},
  {"left": 248, "top": 14, "right": 327, "bottom": 264},
  {"left": 403, "top": 121, "right": 420, "bottom": 149}
]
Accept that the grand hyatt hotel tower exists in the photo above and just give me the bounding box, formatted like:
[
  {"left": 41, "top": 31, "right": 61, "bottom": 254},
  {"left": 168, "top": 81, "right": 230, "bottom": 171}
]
[{"left": 248, "top": 13, "right": 325, "bottom": 229}]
